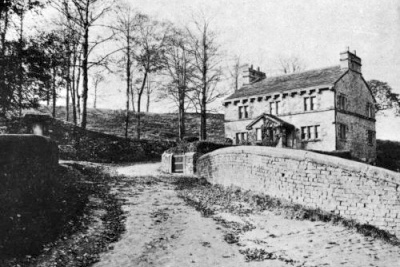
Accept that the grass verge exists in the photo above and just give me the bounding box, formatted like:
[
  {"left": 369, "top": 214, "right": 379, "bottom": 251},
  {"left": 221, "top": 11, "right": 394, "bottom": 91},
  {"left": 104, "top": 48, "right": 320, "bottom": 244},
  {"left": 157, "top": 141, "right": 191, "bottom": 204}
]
[{"left": 174, "top": 177, "right": 400, "bottom": 247}]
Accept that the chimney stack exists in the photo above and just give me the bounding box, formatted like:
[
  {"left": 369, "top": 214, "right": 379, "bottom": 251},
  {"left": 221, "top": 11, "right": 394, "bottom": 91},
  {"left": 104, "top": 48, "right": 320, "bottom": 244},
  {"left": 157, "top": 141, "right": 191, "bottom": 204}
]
[
  {"left": 340, "top": 49, "right": 362, "bottom": 73},
  {"left": 239, "top": 64, "right": 266, "bottom": 88}
]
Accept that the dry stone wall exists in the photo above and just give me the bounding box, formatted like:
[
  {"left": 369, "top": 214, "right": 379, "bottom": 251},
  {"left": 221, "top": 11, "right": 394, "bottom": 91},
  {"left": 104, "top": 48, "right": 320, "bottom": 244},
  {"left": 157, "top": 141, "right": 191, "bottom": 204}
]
[{"left": 197, "top": 146, "right": 400, "bottom": 238}]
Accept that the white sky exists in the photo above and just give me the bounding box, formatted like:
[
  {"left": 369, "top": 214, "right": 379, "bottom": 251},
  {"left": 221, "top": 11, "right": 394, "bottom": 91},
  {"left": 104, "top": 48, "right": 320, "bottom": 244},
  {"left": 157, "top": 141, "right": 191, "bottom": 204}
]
[
  {"left": 113, "top": 0, "right": 400, "bottom": 112},
  {"left": 34, "top": 0, "right": 400, "bottom": 116}
]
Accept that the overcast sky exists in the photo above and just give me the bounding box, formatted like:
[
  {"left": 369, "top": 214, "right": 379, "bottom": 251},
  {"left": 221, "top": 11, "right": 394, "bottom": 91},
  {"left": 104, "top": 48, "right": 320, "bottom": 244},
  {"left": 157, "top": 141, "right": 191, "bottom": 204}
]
[
  {"left": 39, "top": 0, "right": 400, "bottom": 113},
  {"left": 119, "top": 0, "right": 400, "bottom": 112}
]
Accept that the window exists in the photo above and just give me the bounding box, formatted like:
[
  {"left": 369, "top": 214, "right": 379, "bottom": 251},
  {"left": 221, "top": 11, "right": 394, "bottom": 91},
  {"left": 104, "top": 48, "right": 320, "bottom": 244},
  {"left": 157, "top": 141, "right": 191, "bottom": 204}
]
[
  {"left": 366, "top": 103, "right": 374, "bottom": 118},
  {"left": 270, "top": 101, "right": 280, "bottom": 115},
  {"left": 236, "top": 132, "right": 248, "bottom": 144},
  {"left": 338, "top": 94, "right": 347, "bottom": 110},
  {"left": 367, "top": 130, "right": 375, "bottom": 145},
  {"left": 276, "top": 101, "right": 280, "bottom": 114},
  {"left": 301, "top": 127, "right": 306, "bottom": 140},
  {"left": 338, "top": 123, "right": 347, "bottom": 139},
  {"left": 304, "top": 96, "right": 316, "bottom": 111},
  {"left": 256, "top": 128, "right": 262, "bottom": 141},
  {"left": 314, "top": 125, "right": 320, "bottom": 139},
  {"left": 301, "top": 125, "right": 320, "bottom": 140},
  {"left": 238, "top": 106, "right": 249, "bottom": 119}
]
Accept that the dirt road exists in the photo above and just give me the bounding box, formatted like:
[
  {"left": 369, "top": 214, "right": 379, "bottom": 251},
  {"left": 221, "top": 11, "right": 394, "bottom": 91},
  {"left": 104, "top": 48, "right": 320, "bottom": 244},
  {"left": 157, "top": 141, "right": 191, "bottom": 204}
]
[
  {"left": 93, "top": 162, "right": 400, "bottom": 267},
  {"left": 94, "top": 163, "right": 272, "bottom": 267}
]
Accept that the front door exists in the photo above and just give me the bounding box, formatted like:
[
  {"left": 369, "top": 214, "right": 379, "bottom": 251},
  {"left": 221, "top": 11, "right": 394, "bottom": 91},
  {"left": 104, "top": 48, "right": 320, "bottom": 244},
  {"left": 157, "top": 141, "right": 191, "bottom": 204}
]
[{"left": 262, "top": 127, "right": 278, "bottom": 146}]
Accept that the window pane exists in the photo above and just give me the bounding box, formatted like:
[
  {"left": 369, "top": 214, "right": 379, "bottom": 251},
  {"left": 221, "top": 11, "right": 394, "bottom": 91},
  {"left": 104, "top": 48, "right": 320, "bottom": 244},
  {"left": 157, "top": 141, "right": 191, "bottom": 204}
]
[
  {"left": 304, "top": 97, "right": 308, "bottom": 111},
  {"left": 256, "top": 128, "right": 262, "bottom": 141},
  {"left": 315, "top": 125, "right": 319, "bottom": 139},
  {"left": 301, "top": 127, "right": 306, "bottom": 140},
  {"left": 310, "top": 97, "right": 315, "bottom": 110},
  {"left": 276, "top": 101, "right": 280, "bottom": 115}
]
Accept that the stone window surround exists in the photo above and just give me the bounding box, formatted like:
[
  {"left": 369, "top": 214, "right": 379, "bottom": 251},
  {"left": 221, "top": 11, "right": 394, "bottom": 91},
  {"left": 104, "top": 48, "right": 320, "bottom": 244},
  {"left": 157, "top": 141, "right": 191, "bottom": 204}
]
[
  {"left": 304, "top": 96, "right": 316, "bottom": 111},
  {"left": 300, "top": 125, "right": 321, "bottom": 142}
]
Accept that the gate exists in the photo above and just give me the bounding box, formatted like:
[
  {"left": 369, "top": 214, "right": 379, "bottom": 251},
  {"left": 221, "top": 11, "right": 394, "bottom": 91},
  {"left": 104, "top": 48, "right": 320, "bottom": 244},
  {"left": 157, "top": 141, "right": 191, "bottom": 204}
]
[{"left": 172, "top": 155, "right": 184, "bottom": 173}]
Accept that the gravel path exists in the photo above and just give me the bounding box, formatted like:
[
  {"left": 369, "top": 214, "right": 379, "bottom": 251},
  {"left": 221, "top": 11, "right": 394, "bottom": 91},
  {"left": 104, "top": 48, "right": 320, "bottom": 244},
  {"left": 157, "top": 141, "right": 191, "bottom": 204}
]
[{"left": 92, "top": 162, "right": 400, "bottom": 267}]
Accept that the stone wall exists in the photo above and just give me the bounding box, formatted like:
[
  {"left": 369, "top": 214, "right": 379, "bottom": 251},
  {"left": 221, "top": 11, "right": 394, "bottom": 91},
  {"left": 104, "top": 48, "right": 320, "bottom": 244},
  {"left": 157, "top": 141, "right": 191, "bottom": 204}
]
[
  {"left": 197, "top": 146, "right": 400, "bottom": 238},
  {"left": 335, "top": 71, "right": 376, "bottom": 163}
]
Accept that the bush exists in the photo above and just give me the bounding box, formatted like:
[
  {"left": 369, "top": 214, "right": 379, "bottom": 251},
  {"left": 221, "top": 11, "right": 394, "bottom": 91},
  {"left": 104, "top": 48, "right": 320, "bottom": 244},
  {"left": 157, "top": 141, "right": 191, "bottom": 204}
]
[
  {"left": 0, "top": 165, "right": 90, "bottom": 260},
  {"left": 165, "top": 140, "right": 231, "bottom": 155}
]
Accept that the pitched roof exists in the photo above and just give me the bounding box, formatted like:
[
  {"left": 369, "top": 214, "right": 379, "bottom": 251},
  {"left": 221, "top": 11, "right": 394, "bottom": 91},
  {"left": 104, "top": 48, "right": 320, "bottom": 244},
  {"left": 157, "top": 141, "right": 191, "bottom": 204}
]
[
  {"left": 226, "top": 66, "right": 347, "bottom": 101},
  {"left": 246, "top": 113, "right": 294, "bottom": 130}
]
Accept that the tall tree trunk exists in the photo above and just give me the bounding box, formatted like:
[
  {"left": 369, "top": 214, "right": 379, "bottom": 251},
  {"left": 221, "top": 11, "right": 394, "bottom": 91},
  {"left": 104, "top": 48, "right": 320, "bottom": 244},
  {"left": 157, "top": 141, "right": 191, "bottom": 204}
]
[
  {"left": 81, "top": 19, "right": 89, "bottom": 129},
  {"left": 17, "top": 12, "right": 24, "bottom": 118},
  {"left": 66, "top": 51, "right": 71, "bottom": 121},
  {"left": 146, "top": 79, "right": 150, "bottom": 113},
  {"left": 52, "top": 66, "right": 56, "bottom": 117},
  {"left": 178, "top": 86, "right": 185, "bottom": 140},
  {"left": 200, "top": 28, "right": 208, "bottom": 140},
  {"left": 137, "top": 71, "right": 148, "bottom": 140},
  {"left": 125, "top": 38, "right": 131, "bottom": 139},
  {"left": 71, "top": 49, "right": 77, "bottom": 125},
  {"left": 130, "top": 82, "right": 135, "bottom": 113},
  {"left": 76, "top": 55, "right": 82, "bottom": 123},
  {"left": 93, "top": 85, "right": 97, "bottom": 109},
  {"left": 0, "top": 9, "right": 8, "bottom": 115}
]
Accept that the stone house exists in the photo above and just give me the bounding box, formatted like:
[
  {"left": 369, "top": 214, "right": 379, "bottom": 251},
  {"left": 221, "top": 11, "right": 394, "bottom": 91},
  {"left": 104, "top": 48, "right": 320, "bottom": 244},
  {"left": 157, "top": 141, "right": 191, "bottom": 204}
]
[{"left": 223, "top": 50, "right": 376, "bottom": 163}]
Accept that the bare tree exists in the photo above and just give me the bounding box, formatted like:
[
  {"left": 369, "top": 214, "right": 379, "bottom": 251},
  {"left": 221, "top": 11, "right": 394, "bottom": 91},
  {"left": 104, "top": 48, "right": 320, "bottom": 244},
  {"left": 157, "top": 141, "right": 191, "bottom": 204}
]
[
  {"left": 160, "top": 28, "right": 195, "bottom": 140},
  {"left": 279, "top": 55, "right": 306, "bottom": 74},
  {"left": 132, "top": 17, "right": 170, "bottom": 139},
  {"left": 228, "top": 55, "right": 242, "bottom": 92},
  {"left": 54, "top": 0, "right": 115, "bottom": 128},
  {"left": 91, "top": 71, "right": 104, "bottom": 109},
  {"left": 110, "top": 4, "right": 143, "bottom": 138},
  {"left": 186, "top": 14, "right": 223, "bottom": 140}
]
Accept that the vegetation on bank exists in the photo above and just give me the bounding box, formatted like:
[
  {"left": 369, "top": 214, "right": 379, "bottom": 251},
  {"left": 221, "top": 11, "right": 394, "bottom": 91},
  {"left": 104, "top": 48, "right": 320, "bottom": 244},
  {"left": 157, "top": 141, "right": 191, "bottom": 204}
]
[
  {"left": 174, "top": 177, "right": 400, "bottom": 248},
  {"left": 0, "top": 164, "right": 125, "bottom": 267}
]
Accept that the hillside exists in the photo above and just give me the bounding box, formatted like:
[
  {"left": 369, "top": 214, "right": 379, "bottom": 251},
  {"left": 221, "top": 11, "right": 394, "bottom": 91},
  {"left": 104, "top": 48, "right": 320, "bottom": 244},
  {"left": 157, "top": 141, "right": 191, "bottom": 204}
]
[{"left": 39, "top": 106, "right": 225, "bottom": 142}]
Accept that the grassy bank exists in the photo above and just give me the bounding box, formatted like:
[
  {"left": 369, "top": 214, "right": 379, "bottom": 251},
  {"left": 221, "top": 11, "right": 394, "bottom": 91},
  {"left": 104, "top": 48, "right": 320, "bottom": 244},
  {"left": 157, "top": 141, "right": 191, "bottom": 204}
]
[
  {"left": 174, "top": 177, "right": 400, "bottom": 247},
  {"left": 1, "top": 163, "right": 125, "bottom": 267}
]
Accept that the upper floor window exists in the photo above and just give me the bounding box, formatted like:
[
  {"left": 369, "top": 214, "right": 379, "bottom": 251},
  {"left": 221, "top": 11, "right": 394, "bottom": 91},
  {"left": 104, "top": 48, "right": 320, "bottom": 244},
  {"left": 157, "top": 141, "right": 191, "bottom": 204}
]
[
  {"left": 338, "top": 94, "right": 347, "bottom": 110},
  {"left": 304, "top": 96, "right": 316, "bottom": 111},
  {"left": 301, "top": 125, "right": 320, "bottom": 140},
  {"left": 238, "top": 106, "right": 249, "bottom": 119},
  {"left": 338, "top": 123, "right": 347, "bottom": 139},
  {"left": 366, "top": 103, "right": 374, "bottom": 118},
  {"left": 270, "top": 101, "right": 280, "bottom": 115}
]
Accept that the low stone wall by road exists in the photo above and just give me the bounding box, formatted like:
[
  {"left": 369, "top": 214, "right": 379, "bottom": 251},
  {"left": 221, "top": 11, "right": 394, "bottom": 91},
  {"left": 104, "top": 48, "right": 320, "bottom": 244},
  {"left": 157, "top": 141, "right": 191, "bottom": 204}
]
[{"left": 197, "top": 146, "right": 400, "bottom": 238}]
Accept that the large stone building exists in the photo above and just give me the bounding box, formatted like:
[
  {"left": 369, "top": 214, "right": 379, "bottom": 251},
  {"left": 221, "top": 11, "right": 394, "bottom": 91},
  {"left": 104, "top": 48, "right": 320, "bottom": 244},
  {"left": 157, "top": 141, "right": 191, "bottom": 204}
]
[{"left": 223, "top": 50, "right": 376, "bottom": 163}]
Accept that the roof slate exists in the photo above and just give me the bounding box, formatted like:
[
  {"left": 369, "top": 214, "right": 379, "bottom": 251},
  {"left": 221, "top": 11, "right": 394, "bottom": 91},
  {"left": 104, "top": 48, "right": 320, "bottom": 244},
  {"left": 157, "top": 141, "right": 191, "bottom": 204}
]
[{"left": 225, "top": 66, "right": 347, "bottom": 101}]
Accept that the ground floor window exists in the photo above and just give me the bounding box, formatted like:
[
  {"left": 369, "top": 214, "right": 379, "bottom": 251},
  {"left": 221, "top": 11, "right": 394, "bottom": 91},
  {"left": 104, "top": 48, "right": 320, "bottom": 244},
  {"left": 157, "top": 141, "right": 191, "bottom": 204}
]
[
  {"left": 338, "top": 123, "right": 347, "bottom": 140},
  {"left": 256, "top": 128, "right": 262, "bottom": 141},
  {"left": 301, "top": 125, "right": 320, "bottom": 140},
  {"left": 367, "top": 130, "right": 375, "bottom": 145},
  {"left": 236, "top": 132, "right": 248, "bottom": 144}
]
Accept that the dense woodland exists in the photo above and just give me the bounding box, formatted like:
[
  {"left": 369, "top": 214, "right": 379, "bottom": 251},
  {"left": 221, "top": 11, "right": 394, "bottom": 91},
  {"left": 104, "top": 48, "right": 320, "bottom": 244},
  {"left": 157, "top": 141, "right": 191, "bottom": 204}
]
[{"left": 0, "top": 0, "right": 399, "bottom": 141}]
